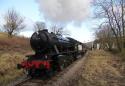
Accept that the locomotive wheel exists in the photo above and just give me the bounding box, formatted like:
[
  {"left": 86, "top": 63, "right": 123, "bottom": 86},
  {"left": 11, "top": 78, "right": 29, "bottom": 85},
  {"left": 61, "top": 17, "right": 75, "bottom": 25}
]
[
  {"left": 25, "top": 68, "right": 54, "bottom": 78},
  {"left": 59, "top": 59, "right": 65, "bottom": 70},
  {"left": 23, "top": 69, "right": 34, "bottom": 77},
  {"left": 57, "top": 55, "right": 69, "bottom": 70},
  {"left": 45, "top": 69, "right": 54, "bottom": 78}
]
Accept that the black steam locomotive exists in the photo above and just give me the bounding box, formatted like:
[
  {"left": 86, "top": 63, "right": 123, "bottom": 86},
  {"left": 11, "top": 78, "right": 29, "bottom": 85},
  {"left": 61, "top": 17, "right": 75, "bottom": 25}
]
[{"left": 17, "top": 29, "right": 87, "bottom": 77}]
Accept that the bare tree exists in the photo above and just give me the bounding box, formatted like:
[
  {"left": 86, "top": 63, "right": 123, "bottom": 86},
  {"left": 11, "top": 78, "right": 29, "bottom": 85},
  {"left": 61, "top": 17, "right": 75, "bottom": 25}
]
[
  {"left": 3, "top": 9, "right": 25, "bottom": 37},
  {"left": 96, "top": 24, "right": 113, "bottom": 50},
  {"left": 34, "top": 21, "right": 46, "bottom": 31},
  {"left": 50, "top": 25, "right": 70, "bottom": 36},
  {"left": 94, "top": 0, "right": 125, "bottom": 51}
]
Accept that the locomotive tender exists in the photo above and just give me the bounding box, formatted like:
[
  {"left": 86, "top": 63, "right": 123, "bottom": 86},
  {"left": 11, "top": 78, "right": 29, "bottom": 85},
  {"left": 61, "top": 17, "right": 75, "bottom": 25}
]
[{"left": 17, "top": 29, "right": 87, "bottom": 77}]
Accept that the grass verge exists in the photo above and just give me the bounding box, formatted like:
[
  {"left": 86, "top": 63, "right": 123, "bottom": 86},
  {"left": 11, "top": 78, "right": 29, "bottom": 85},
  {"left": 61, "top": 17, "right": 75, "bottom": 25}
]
[{"left": 78, "top": 50, "right": 125, "bottom": 86}]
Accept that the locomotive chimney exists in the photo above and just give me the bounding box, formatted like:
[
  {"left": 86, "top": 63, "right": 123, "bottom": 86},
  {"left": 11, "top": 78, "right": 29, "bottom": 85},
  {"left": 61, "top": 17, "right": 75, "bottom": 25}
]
[{"left": 43, "top": 29, "right": 48, "bottom": 32}]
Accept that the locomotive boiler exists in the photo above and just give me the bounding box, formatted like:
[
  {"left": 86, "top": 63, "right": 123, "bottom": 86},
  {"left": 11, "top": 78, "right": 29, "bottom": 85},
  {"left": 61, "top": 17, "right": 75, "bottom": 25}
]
[{"left": 17, "top": 29, "right": 86, "bottom": 77}]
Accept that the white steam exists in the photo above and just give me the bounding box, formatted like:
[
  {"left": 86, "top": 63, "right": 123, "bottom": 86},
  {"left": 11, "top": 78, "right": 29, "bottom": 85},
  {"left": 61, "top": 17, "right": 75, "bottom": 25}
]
[{"left": 36, "top": 0, "right": 91, "bottom": 23}]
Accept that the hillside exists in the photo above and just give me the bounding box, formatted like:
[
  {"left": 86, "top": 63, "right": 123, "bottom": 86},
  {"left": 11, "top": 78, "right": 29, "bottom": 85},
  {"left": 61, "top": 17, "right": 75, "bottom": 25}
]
[
  {"left": 0, "top": 32, "right": 31, "bottom": 54},
  {"left": 0, "top": 32, "right": 32, "bottom": 85}
]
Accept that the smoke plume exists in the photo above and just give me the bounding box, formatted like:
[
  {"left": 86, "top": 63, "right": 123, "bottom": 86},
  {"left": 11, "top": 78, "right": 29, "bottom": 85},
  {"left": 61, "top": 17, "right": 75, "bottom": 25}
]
[{"left": 36, "top": 0, "right": 91, "bottom": 23}]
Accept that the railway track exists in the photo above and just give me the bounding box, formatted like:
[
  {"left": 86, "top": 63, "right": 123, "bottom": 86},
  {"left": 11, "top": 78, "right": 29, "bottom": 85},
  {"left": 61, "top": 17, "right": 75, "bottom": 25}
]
[
  {"left": 15, "top": 77, "right": 32, "bottom": 86},
  {"left": 15, "top": 78, "right": 46, "bottom": 86},
  {"left": 7, "top": 75, "right": 48, "bottom": 86}
]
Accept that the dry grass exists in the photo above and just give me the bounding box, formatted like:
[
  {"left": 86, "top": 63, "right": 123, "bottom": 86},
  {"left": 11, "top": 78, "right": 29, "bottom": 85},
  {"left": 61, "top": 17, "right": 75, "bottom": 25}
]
[
  {"left": 0, "top": 53, "right": 25, "bottom": 85},
  {"left": 118, "top": 49, "right": 125, "bottom": 61},
  {"left": 0, "top": 32, "right": 32, "bottom": 85},
  {"left": 78, "top": 50, "right": 125, "bottom": 86}
]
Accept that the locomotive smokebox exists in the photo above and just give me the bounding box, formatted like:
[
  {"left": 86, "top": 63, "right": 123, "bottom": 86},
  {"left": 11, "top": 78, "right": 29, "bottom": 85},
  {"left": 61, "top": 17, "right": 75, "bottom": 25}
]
[{"left": 30, "top": 29, "right": 57, "bottom": 53}]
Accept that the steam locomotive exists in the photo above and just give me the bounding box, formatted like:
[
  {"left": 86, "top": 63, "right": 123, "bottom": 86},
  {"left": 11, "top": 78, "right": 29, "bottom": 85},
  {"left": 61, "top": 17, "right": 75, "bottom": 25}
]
[{"left": 17, "top": 29, "right": 87, "bottom": 77}]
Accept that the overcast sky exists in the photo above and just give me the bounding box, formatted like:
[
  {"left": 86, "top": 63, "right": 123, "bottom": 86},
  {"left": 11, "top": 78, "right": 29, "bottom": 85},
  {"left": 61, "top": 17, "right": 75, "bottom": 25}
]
[{"left": 0, "top": 0, "right": 102, "bottom": 43}]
